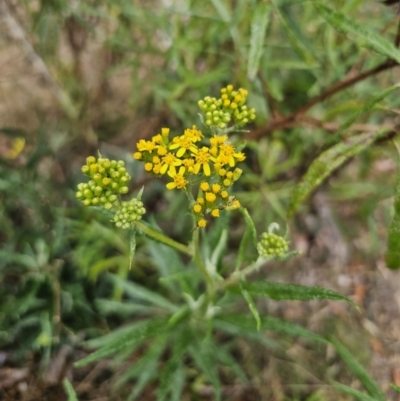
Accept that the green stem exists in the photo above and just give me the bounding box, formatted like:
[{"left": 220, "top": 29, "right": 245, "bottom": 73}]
[
  {"left": 135, "top": 221, "right": 192, "bottom": 256},
  {"left": 192, "top": 228, "right": 214, "bottom": 291},
  {"left": 221, "top": 257, "right": 266, "bottom": 289}
]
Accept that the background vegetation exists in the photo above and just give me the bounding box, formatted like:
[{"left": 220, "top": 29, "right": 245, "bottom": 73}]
[{"left": 1, "top": 0, "right": 400, "bottom": 400}]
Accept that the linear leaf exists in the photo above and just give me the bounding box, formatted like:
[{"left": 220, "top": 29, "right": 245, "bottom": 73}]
[
  {"left": 313, "top": 3, "right": 400, "bottom": 63},
  {"left": 129, "top": 225, "right": 137, "bottom": 270},
  {"left": 332, "top": 339, "right": 385, "bottom": 401},
  {"left": 63, "top": 378, "right": 79, "bottom": 401},
  {"left": 236, "top": 208, "right": 258, "bottom": 270},
  {"left": 109, "top": 274, "right": 178, "bottom": 312},
  {"left": 75, "top": 317, "right": 169, "bottom": 367},
  {"left": 127, "top": 337, "right": 167, "bottom": 401},
  {"left": 386, "top": 138, "right": 400, "bottom": 269},
  {"left": 230, "top": 281, "right": 357, "bottom": 308},
  {"left": 287, "top": 130, "right": 388, "bottom": 217},
  {"left": 336, "top": 85, "right": 400, "bottom": 137},
  {"left": 333, "top": 382, "right": 379, "bottom": 401},
  {"left": 247, "top": 3, "right": 271, "bottom": 80},
  {"left": 190, "top": 340, "right": 221, "bottom": 401},
  {"left": 157, "top": 328, "right": 191, "bottom": 401},
  {"left": 219, "top": 313, "right": 326, "bottom": 344},
  {"left": 240, "top": 281, "right": 261, "bottom": 330}
]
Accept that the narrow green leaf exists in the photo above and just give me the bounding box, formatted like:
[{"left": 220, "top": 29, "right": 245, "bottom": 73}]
[
  {"left": 109, "top": 274, "right": 178, "bottom": 312},
  {"left": 157, "top": 329, "right": 191, "bottom": 401},
  {"left": 287, "top": 130, "right": 388, "bottom": 217},
  {"left": 230, "top": 280, "right": 357, "bottom": 308},
  {"left": 127, "top": 337, "right": 167, "bottom": 401},
  {"left": 219, "top": 313, "right": 327, "bottom": 344},
  {"left": 247, "top": 3, "right": 271, "bottom": 80},
  {"left": 63, "top": 378, "right": 79, "bottom": 401},
  {"left": 391, "top": 383, "right": 400, "bottom": 393},
  {"left": 336, "top": 85, "right": 400, "bottom": 137},
  {"left": 75, "top": 317, "right": 169, "bottom": 367},
  {"left": 215, "top": 345, "right": 248, "bottom": 384},
  {"left": 210, "top": 0, "right": 231, "bottom": 22},
  {"left": 333, "top": 382, "right": 379, "bottom": 401},
  {"left": 129, "top": 225, "right": 137, "bottom": 269},
  {"left": 274, "top": 3, "right": 317, "bottom": 65},
  {"left": 386, "top": 138, "right": 400, "bottom": 269},
  {"left": 332, "top": 338, "right": 385, "bottom": 401},
  {"left": 313, "top": 3, "right": 400, "bottom": 63},
  {"left": 190, "top": 340, "right": 221, "bottom": 401},
  {"left": 240, "top": 281, "right": 261, "bottom": 330},
  {"left": 236, "top": 208, "right": 258, "bottom": 270},
  {"left": 170, "top": 362, "right": 186, "bottom": 401}
]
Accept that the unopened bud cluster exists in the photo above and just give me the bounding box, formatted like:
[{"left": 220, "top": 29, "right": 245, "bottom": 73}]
[
  {"left": 113, "top": 199, "right": 146, "bottom": 229},
  {"left": 257, "top": 232, "right": 288, "bottom": 258},
  {"left": 76, "top": 156, "right": 130, "bottom": 208},
  {"left": 198, "top": 85, "right": 256, "bottom": 129}
]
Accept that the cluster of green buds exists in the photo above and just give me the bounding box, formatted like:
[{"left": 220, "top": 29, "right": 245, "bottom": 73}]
[
  {"left": 198, "top": 85, "right": 256, "bottom": 129},
  {"left": 113, "top": 199, "right": 146, "bottom": 229},
  {"left": 76, "top": 156, "right": 130, "bottom": 209},
  {"left": 257, "top": 232, "right": 288, "bottom": 258}
]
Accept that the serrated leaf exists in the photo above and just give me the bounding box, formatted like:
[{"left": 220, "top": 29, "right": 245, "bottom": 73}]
[
  {"left": 333, "top": 382, "right": 379, "bottom": 401},
  {"left": 332, "top": 339, "right": 385, "bottom": 401},
  {"left": 109, "top": 274, "right": 178, "bottom": 312},
  {"left": 75, "top": 317, "right": 169, "bottom": 367},
  {"left": 236, "top": 208, "right": 258, "bottom": 270},
  {"left": 247, "top": 3, "right": 271, "bottom": 80},
  {"left": 230, "top": 281, "right": 357, "bottom": 308},
  {"left": 240, "top": 281, "right": 261, "bottom": 330},
  {"left": 314, "top": 3, "right": 400, "bottom": 63},
  {"left": 287, "top": 130, "right": 388, "bottom": 217}
]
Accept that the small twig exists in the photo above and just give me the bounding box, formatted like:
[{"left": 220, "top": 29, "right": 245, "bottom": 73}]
[{"left": 247, "top": 60, "right": 397, "bottom": 140}]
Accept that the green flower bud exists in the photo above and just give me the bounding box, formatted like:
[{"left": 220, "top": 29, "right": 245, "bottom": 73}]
[
  {"left": 87, "top": 156, "right": 96, "bottom": 165},
  {"left": 104, "top": 202, "right": 113, "bottom": 210},
  {"left": 76, "top": 191, "right": 83, "bottom": 199},
  {"left": 92, "top": 197, "right": 100, "bottom": 205},
  {"left": 83, "top": 199, "right": 91, "bottom": 206},
  {"left": 257, "top": 232, "right": 288, "bottom": 258},
  {"left": 81, "top": 165, "right": 90, "bottom": 174},
  {"left": 119, "top": 186, "right": 129, "bottom": 194}
]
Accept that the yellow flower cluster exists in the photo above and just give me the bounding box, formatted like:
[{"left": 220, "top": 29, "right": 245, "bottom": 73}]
[{"left": 133, "top": 126, "right": 245, "bottom": 227}]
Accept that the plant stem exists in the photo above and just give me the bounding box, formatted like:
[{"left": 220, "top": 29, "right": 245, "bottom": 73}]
[
  {"left": 135, "top": 221, "right": 192, "bottom": 256},
  {"left": 192, "top": 228, "right": 214, "bottom": 292}
]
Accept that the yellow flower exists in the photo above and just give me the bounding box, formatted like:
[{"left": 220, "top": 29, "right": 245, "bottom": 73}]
[
  {"left": 161, "top": 128, "right": 170, "bottom": 137},
  {"left": 157, "top": 146, "right": 168, "bottom": 156},
  {"left": 193, "top": 147, "right": 214, "bottom": 176},
  {"left": 133, "top": 152, "right": 142, "bottom": 160},
  {"left": 198, "top": 219, "right": 207, "bottom": 228},
  {"left": 184, "top": 126, "right": 203, "bottom": 142},
  {"left": 200, "top": 182, "right": 210, "bottom": 192},
  {"left": 211, "top": 209, "right": 220, "bottom": 218},
  {"left": 221, "top": 190, "right": 229, "bottom": 199},
  {"left": 193, "top": 204, "right": 202, "bottom": 213},
  {"left": 160, "top": 153, "right": 182, "bottom": 175},
  {"left": 212, "top": 184, "right": 221, "bottom": 193},
  {"left": 182, "top": 158, "right": 195, "bottom": 173},
  {"left": 205, "top": 192, "right": 216, "bottom": 203},
  {"left": 169, "top": 134, "right": 199, "bottom": 158},
  {"left": 137, "top": 139, "right": 157, "bottom": 152},
  {"left": 166, "top": 166, "right": 188, "bottom": 190},
  {"left": 145, "top": 162, "right": 153, "bottom": 172},
  {"left": 210, "top": 135, "right": 228, "bottom": 147},
  {"left": 153, "top": 164, "right": 162, "bottom": 174},
  {"left": 223, "top": 178, "right": 231, "bottom": 187},
  {"left": 197, "top": 197, "right": 205, "bottom": 205}
]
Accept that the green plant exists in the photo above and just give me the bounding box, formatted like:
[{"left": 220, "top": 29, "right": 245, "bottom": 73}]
[{"left": 72, "top": 85, "right": 381, "bottom": 401}]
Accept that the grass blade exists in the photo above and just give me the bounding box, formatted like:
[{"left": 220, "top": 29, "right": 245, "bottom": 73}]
[
  {"left": 63, "top": 378, "right": 79, "bottom": 401},
  {"left": 334, "top": 382, "right": 379, "bottom": 401}
]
